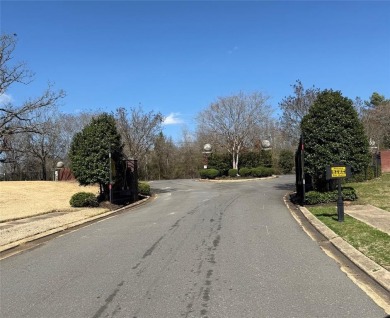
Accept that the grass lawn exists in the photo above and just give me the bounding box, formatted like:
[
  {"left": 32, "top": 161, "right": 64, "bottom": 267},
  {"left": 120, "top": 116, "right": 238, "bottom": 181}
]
[
  {"left": 0, "top": 181, "right": 103, "bottom": 222},
  {"left": 347, "top": 173, "right": 390, "bottom": 212},
  {"left": 309, "top": 206, "right": 390, "bottom": 270}
]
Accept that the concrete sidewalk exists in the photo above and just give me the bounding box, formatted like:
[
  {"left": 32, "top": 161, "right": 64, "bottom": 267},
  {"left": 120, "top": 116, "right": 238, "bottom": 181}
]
[{"left": 345, "top": 204, "right": 390, "bottom": 235}]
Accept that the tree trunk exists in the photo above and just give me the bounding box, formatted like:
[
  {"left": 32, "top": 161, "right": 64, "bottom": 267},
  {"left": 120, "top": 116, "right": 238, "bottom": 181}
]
[
  {"left": 41, "top": 157, "right": 47, "bottom": 180},
  {"left": 232, "top": 152, "right": 237, "bottom": 170}
]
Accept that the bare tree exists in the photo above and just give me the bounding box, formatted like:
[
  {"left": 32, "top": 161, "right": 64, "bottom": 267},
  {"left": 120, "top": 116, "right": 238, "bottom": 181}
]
[
  {"left": 279, "top": 80, "right": 320, "bottom": 145},
  {"left": 197, "top": 91, "right": 272, "bottom": 170},
  {"left": 115, "top": 106, "right": 163, "bottom": 159},
  {"left": 148, "top": 132, "right": 177, "bottom": 180},
  {"left": 22, "top": 109, "right": 68, "bottom": 180},
  {"left": 115, "top": 106, "right": 163, "bottom": 177},
  {"left": 361, "top": 99, "right": 390, "bottom": 149},
  {"left": 57, "top": 111, "right": 98, "bottom": 165},
  {"left": 0, "top": 34, "right": 65, "bottom": 161},
  {"left": 177, "top": 128, "right": 202, "bottom": 178}
]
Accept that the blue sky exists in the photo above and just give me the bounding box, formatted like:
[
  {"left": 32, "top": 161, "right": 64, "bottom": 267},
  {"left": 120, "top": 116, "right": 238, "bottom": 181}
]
[{"left": 1, "top": 1, "right": 389, "bottom": 141}]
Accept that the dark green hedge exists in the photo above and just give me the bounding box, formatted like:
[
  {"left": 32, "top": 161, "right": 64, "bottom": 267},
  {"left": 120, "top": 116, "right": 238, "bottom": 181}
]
[
  {"left": 228, "top": 169, "right": 238, "bottom": 177},
  {"left": 238, "top": 167, "right": 251, "bottom": 177},
  {"left": 70, "top": 192, "right": 99, "bottom": 207},
  {"left": 250, "top": 167, "right": 274, "bottom": 178},
  {"left": 304, "top": 187, "right": 357, "bottom": 205},
  {"left": 199, "top": 169, "right": 219, "bottom": 179}
]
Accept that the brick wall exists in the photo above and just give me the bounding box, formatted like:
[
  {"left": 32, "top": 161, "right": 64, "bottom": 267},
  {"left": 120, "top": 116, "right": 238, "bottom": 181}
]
[
  {"left": 381, "top": 150, "right": 390, "bottom": 173},
  {"left": 58, "top": 168, "right": 75, "bottom": 181}
]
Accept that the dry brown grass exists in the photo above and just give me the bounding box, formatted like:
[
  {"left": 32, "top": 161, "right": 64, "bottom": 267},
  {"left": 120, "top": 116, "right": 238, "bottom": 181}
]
[{"left": 0, "top": 181, "right": 102, "bottom": 222}]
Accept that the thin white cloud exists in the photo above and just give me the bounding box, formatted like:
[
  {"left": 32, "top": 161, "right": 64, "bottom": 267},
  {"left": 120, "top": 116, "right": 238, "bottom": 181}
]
[
  {"left": 0, "top": 93, "right": 13, "bottom": 105},
  {"left": 163, "top": 112, "right": 184, "bottom": 125},
  {"left": 228, "top": 46, "right": 239, "bottom": 54}
]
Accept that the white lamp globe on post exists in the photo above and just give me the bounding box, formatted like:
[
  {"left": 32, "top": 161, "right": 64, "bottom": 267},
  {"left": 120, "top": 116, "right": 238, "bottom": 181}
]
[
  {"left": 202, "top": 144, "right": 212, "bottom": 169},
  {"left": 54, "top": 161, "right": 64, "bottom": 181}
]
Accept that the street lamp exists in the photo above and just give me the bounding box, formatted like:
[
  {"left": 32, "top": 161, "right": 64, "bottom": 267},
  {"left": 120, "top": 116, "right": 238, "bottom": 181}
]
[
  {"left": 261, "top": 137, "right": 272, "bottom": 151},
  {"left": 54, "top": 161, "right": 64, "bottom": 181},
  {"left": 202, "top": 144, "right": 212, "bottom": 169},
  {"left": 369, "top": 138, "right": 380, "bottom": 177}
]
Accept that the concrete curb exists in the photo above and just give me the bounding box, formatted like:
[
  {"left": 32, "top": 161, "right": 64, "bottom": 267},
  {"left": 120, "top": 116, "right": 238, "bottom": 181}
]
[
  {"left": 198, "top": 175, "right": 278, "bottom": 183},
  {"left": 0, "top": 196, "right": 150, "bottom": 254},
  {"left": 296, "top": 204, "right": 390, "bottom": 292}
]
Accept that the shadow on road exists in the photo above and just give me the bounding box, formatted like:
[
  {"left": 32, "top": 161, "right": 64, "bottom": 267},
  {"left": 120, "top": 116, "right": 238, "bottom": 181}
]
[
  {"left": 273, "top": 182, "right": 295, "bottom": 191},
  {"left": 150, "top": 187, "right": 177, "bottom": 194}
]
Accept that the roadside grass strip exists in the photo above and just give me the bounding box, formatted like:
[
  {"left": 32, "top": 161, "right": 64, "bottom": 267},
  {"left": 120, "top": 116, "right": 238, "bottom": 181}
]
[{"left": 309, "top": 206, "right": 390, "bottom": 271}]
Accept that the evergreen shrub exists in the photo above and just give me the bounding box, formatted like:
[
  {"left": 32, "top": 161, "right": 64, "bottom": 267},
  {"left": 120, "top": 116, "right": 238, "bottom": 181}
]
[
  {"left": 70, "top": 192, "right": 99, "bottom": 207},
  {"left": 207, "top": 153, "right": 230, "bottom": 176},
  {"left": 304, "top": 187, "right": 357, "bottom": 205},
  {"left": 350, "top": 166, "right": 377, "bottom": 182},
  {"left": 278, "top": 150, "right": 294, "bottom": 174},
  {"left": 199, "top": 169, "right": 219, "bottom": 179},
  {"left": 228, "top": 169, "right": 238, "bottom": 177},
  {"left": 138, "top": 182, "right": 151, "bottom": 196},
  {"left": 301, "top": 90, "right": 370, "bottom": 190},
  {"left": 239, "top": 167, "right": 251, "bottom": 177},
  {"left": 251, "top": 167, "right": 274, "bottom": 178}
]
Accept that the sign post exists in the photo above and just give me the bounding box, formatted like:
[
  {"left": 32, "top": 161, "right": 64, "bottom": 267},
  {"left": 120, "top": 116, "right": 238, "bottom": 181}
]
[{"left": 326, "top": 164, "right": 352, "bottom": 222}]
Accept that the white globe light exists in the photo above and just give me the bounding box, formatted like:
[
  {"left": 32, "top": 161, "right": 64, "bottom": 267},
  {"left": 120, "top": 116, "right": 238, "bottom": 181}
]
[
  {"left": 261, "top": 140, "right": 271, "bottom": 148},
  {"left": 203, "top": 143, "right": 212, "bottom": 152},
  {"left": 56, "top": 161, "right": 64, "bottom": 168}
]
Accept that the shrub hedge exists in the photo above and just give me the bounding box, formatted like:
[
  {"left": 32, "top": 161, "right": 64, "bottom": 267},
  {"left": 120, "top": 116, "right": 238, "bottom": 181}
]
[
  {"left": 199, "top": 166, "right": 274, "bottom": 179},
  {"left": 228, "top": 169, "right": 238, "bottom": 177},
  {"left": 250, "top": 166, "right": 274, "bottom": 178},
  {"left": 304, "top": 187, "right": 357, "bottom": 205},
  {"left": 238, "top": 167, "right": 251, "bottom": 177},
  {"left": 138, "top": 182, "right": 151, "bottom": 196},
  {"left": 199, "top": 169, "right": 219, "bottom": 179},
  {"left": 70, "top": 192, "right": 99, "bottom": 207}
]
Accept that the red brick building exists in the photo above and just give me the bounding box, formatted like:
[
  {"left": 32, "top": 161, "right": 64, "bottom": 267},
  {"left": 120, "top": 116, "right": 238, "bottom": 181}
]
[{"left": 381, "top": 150, "right": 390, "bottom": 173}]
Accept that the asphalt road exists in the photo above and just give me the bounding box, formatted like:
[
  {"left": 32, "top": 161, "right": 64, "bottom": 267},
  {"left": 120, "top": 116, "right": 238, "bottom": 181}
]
[{"left": 0, "top": 176, "right": 386, "bottom": 317}]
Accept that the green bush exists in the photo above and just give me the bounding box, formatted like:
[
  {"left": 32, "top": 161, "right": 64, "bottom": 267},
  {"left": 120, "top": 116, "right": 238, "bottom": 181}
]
[
  {"left": 304, "top": 187, "right": 357, "bottom": 205},
  {"left": 70, "top": 192, "right": 99, "bottom": 207},
  {"left": 278, "top": 150, "right": 294, "bottom": 174},
  {"left": 251, "top": 166, "right": 274, "bottom": 178},
  {"left": 240, "top": 152, "right": 263, "bottom": 168},
  {"left": 251, "top": 167, "right": 264, "bottom": 177},
  {"left": 199, "top": 169, "right": 219, "bottom": 179},
  {"left": 239, "top": 167, "right": 251, "bottom": 177},
  {"left": 138, "top": 182, "right": 151, "bottom": 196},
  {"left": 301, "top": 90, "right": 370, "bottom": 191},
  {"left": 208, "top": 153, "right": 231, "bottom": 176},
  {"left": 228, "top": 169, "right": 238, "bottom": 177},
  {"left": 350, "top": 166, "right": 378, "bottom": 182},
  {"left": 341, "top": 187, "right": 358, "bottom": 201},
  {"left": 264, "top": 167, "right": 274, "bottom": 176},
  {"left": 305, "top": 191, "right": 331, "bottom": 205}
]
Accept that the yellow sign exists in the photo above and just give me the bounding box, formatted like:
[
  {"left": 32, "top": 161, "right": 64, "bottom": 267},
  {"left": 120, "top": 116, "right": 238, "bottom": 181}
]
[{"left": 331, "top": 166, "right": 346, "bottom": 178}]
